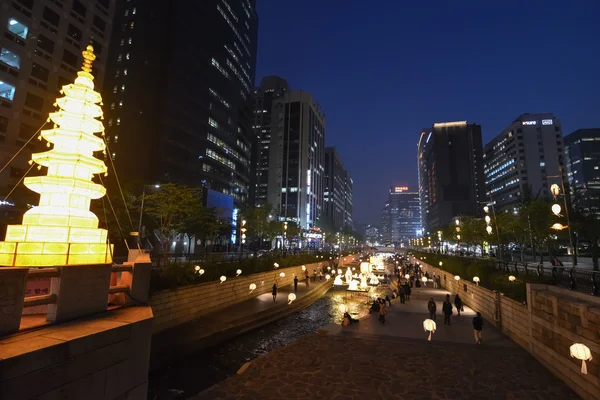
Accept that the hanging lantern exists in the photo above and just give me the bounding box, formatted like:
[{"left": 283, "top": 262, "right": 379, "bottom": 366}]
[
  {"left": 550, "top": 183, "right": 560, "bottom": 197},
  {"left": 439, "top": 261, "right": 443, "bottom": 266},
  {"left": 509, "top": 275, "right": 516, "bottom": 282},
  {"left": 325, "top": 274, "right": 331, "bottom": 280},
  {"left": 484, "top": 215, "right": 491, "bottom": 224},
  {"left": 273, "top": 262, "right": 279, "bottom": 268},
  {"left": 287, "top": 293, "right": 296, "bottom": 304},
  {"left": 249, "top": 283, "right": 256, "bottom": 292},
  {"left": 339, "top": 304, "right": 347, "bottom": 313},
  {"left": 486, "top": 226, "right": 493, "bottom": 234},
  {"left": 197, "top": 268, "right": 205, "bottom": 276},
  {"left": 455, "top": 219, "right": 460, "bottom": 226},
  {"left": 327, "top": 266, "right": 331, "bottom": 271},
  {"left": 279, "top": 272, "right": 285, "bottom": 278},
  {"left": 301, "top": 265, "right": 306, "bottom": 271},
  {"left": 570, "top": 343, "right": 593, "bottom": 374},
  {"left": 236, "top": 269, "right": 242, "bottom": 276},
  {"left": 220, "top": 275, "right": 226, "bottom": 283},
  {"left": 551, "top": 223, "right": 567, "bottom": 230},
  {"left": 483, "top": 206, "right": 489, "bottom": 214},
  {"left": 454, "top": 275, "right": 461, "bottom": 281},
  {"left": 455, "top": 226, "right": 460, "bottom": 232},
  {"left": 423, "top": 319, "right": 437, "bottom": 341},
  {"left": 552, "top": 204, "right": 561, "bottom": 216},
  {"left": 473, "top": 276, "right": 480, "bottom": 285}
]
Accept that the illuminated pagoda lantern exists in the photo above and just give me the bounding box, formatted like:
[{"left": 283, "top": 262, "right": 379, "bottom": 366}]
[{"left": 0, "top": 45, "right": 112, "bottom": 266}]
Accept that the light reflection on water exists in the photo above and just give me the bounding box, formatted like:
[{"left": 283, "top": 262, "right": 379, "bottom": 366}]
[{"left": 148, "top": 285, "right": 390, "bottom": 400}]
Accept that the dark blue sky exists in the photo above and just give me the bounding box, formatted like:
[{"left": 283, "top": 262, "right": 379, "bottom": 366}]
[{"left": 255, "top": 0, "right": 600, "bottom": 226}]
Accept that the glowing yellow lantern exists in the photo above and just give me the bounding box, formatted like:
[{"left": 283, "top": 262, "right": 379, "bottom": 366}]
[
  {"left": 325, "top": 274, "right": 331, "bottom": 280},
  {"left": 551, "top": 223, "right": 567, "bottom": 231},
  {"left": 287, "top": 293, "right": 296, "bottom": 304},
  {"left": 423, "top": 319, "right": 436, "bottom": 341},
  {"left": 509, "top": 275, "right": 516, "bottom": 282},
  {"left": 439, "top": 261, "right": 443, "bottom": 266},
  {"left": 249, "top": 283, "right": 256, "bottom": 292},
  {"left": 570, "top": 343, "right": 592, "bottom": 374},
  {"left": 550, "top": 184, "right": 560, "bottom": 197},
  {"left": 0, "top": 46, "right": 112, "bottom": 266},
  {"left": 486, "top": 226, "right": 493, "bottom": 234},
  {"left": 422, "top": 277, "right": 428, "bottom": 284},
  {"left": 405, "top": 274, "right": 410, "bottom": 280}
]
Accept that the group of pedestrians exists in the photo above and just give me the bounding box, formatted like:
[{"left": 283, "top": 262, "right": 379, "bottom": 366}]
[{"left": 427, "top": 293, "right": 483, "bottom": 343}]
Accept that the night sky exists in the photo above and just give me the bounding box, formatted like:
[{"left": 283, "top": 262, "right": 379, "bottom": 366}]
[{"left": 255, "top": 0, "right": 600, "bottom": 226}]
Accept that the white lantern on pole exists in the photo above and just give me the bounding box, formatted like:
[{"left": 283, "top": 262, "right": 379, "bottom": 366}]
[
  {"left": 236, "top": 269, "right": 242, "bottom": 276},
  {"left": 423, "top": 319, "right": 437, "bottom": 341},
  {"left": 279, "top": 272, "right": 285, "bottom": 279},
  {"left": 550, "top": 183, "right": 560, "bottom": 197},
  {"left": 273, "top": 262, "right": 279, "bottom": 268},
  {"left": 473, "top": 276, "right": 480, "bottom": 285},
  {"left": 509, "top": 275, "right": 516, "bottom": 282},
  {"left": 249, "top": 283, "right": 256, "bottom": 292},
  {"left": 454, "top": 275, "right": 461, "bottom": 282},
  {"left": 552, "top": 204, "right": 561, "bottom": 216},
  {"left": 570, "top": 343, "right": 593, "bottom": 374},
  {"left": 220, "top": 275, "right": 226, "bottom": 283},
  {"left": 484, "top": 215, "right": 491, "bottom": 224},
  {"left": 483, "top": 206, "right": 489, "bottom": 214},
  {"left": 486, "top": 225, "right": 493, "bottom": 234},
  {"left": 288, "top": 293, "right": 296, "bottom": 304}
]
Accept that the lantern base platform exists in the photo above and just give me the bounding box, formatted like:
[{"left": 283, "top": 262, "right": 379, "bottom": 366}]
[{"left": 0, "top": 241, "right": 112, "bottom": 266}]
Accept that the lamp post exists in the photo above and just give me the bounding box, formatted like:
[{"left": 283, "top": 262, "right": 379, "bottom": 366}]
[
  {"left": 437, "top": 230, "right": 442, "bottom": 254},
  {"left": 548, "top": 168, "right": 576, "bottom": 266},
  {"left": 483, "top": 197, "right": 501, "bottom": 259},
  {"left": 138, "top": 184, "right": 160, "bottom": 247}
]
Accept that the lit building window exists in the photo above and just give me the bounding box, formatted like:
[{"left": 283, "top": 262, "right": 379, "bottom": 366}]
[
  {"left": 125, "top": 53, "right": 130, "bottom": 60},
  {"left": 132, "top": 7, "right": 137, "bottom": 14},
  {"left": 121, "top": 84, "right": 125, "bottom": 92},
  {"left": 124, "top": 69, "right": 128, "bottom": 76},
  {"left": 0, "top": 48, "right": 21, "bottom": 69},
  {"left": 116, "top": 118, "right": 121, "bottom": 125},
  {"left": 112, "top": 86, "right": 117, "bottom": 93},
  {"left": 0, "top": 81, "right": 16, "bottom": 101},
  {"left": 7, "top": 18, "right": 28, "bottom": 39},
  {"left": 118, "top": 101, "right": 123, "bottom": 107},
  {"left": 128, "top": 37, "right": 132, "bottom": 45},
  {"left": 540, "top": 162, "right": 545, "bottom": 167}
]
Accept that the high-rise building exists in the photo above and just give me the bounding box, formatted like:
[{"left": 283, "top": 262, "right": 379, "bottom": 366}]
[
  {"left": 384, "top": 186, "right": 420, "bottom": 247},
  {"left": 417, "top": 121, "right": 485, "bottom": 233},
  {"left": 266, "top": 90, "right": 325, "bottom": 229},
  {"left": 381, "top": 203, "right": 390, "bottom": 245},
  {"left": 104, "top": 0, "right": 258, "bottom": 204},
  {"left": 483, "top": 113, "right": 564, "bottom": 213},
  {"left": 0, "top": 0, "right": 116, "bottom": 191},
  {"left": 564, "top": 128, "right": 600, "bottom": 218},
  {"left": 251, "top": 76, "right": 288, "bottom": 206},
  {"left": 365, "top": 225, "right": 380, "bottom": 246},
  {"left": 324, "top": 147, "right": 352, "bottom": 232}
]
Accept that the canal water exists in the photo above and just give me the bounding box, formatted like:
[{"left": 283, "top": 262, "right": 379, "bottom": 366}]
[{"left": 148, "top": 285, "right": 387, "bottom": 400}]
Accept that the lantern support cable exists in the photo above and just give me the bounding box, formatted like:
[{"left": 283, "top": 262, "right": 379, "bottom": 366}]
[
  {"left": 98, "top": 174, "right": 128, "bottom": 251},
  {"left": 102, "top": 138, "right": 136, "bottom": 234},
  {"left": 0, "top": 121, "right": 50, "bottom": 177},
  {"left": 3, "top": 163, "right": 35, "bottom": 202}
]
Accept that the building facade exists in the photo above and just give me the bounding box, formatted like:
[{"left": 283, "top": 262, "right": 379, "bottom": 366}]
[
  {"left": 324, "top": 146, "right": 352, "bottom": 232},
  {"left": 483, "top": 113, "right": 564, "bottom": 213},
  {"left": 251, "top": 76, "right": 288, "bottom": 206},
  {"left": 564, "top": 128, "right": 600, "bottom": 219},
  {"left": 384, "top": 186, "right": 420, "bottom": 247},
  {"left": 104, "top": 0, "right": 258, "bottom": 204},
  {"left": 380, "top": 203, "right": 390, "bottom": 246},
  {"left": 0, "top": 0, "right": 116, "bottom": 193},
  {"left": 417, "top": 121, "right": 485, "bottom": 234},
  {"left": 365, "top": 225, "right": 380, "bottom": 246},
  {"left": 266, "top": 90, "right": 325, "bottom": 229}
]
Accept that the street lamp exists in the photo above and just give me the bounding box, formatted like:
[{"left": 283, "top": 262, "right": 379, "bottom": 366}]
[
  {"left": 548, "top": 175, "right": 576, "bottom": 266},
  {"left": 138, "top": 184, "right": 160, "bottom": 247}
]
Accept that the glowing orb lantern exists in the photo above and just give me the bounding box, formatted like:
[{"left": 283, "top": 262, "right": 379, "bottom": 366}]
[
  {"left": 339, "top": 304, "right": 347, "bottom": 313},
  {"left": 551, "top": 223, "right": 566, "bottom": 230},
  {"left": 473, "top": 276, "right": 480, "bottom": 285},
  {"left": 405, "top": 274, "right": 410, "bottom": 280},
  {"left": 249, "top": 283, "right": 256, "bottom": 292},
  {"left": 422, "top": 277, "right": 428, "bottom": 284},
  {"left": 454, "top": 275, "right": 461, "bottom": 281},
  {"left": 509, "top": 275, "right": 516, "bottom": 282},
  {"left": 423, "top": 319, "right": 437, "bottom": 341},
  {"left": 279, "top": 272, "right": 285, "bottom": 278},
  {"left": 301, "top": 265, "right": 306, "bottom": 271},
  {"left": 0, "top": 45, "right": 112, "bottom": 266},
  {"left": 287, "top": 293, "right": 296, "bottom": 304},
  {"left": 273, "top": 262, "right": 279, "bottom": 268},
  {"left": 552, "top": 204, "right": 561, "bottom": 216},
  {"left": 220, "top": 275, "right": 226, "bottom": 283},
  {"left": 550, "top": 183, "right": 560, "bottom": 197},
  {"left": 570, "top": 343, "right": 593, "bottom": 374},
  {"left": 439, "top": 261, "right": 443, "bottom": 266},
  {"left": 333, "top": 275, "right": 343, "bottom": 286},
  {"left": 486, "top": 226, "right": 493, "bottom": 234},
  {"left": 325, "top": 274, "right": 331, "bottom": 280},
  {"left": 236, "top": 269, "right": 242, "bottom": 276},
  {"left": 194, "top": 265, "right": 201, "bottom": 272}
]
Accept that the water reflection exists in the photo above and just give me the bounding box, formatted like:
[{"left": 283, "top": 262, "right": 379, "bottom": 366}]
[{"left": 148, "top": 285, "right": 389, "bottom": 400}]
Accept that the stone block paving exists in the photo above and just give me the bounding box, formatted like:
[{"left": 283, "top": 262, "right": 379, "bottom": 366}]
[{"left": 195, "top": 332, "right": 578, "bottom": 400}]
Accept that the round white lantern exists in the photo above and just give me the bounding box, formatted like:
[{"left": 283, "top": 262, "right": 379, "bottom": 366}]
[
  {"left": 334, "top": 275, "right": 343, "bottom": 286},
  {"left": 194, "top": 265, "right": 201, "bottom": 272},
  {"left": 325, "top": 274, "right": 331, "bottom": 280},
  {"left": 288, "top": 293, "right": 296, "bottom": 304},
  {"left": 485, "top": 215, "right": 491, "bottom": 224},
  {"left": 570, "top": 343, "right": 593, "bottom": 374},
  {"left": 405, "top": 274, "right": 410, "bottom": 280},
  {"left": 439, "top": 261, "right": 443, "bottom": 266},
  {"left": 236, "top": 269, "right": 242, "bottom": 276},
  {"left": 454, "top": 275, "right": 460, "bottom": 281},
  {"left": 509, "top": 275, "right": 516, "bottom": 282},
  {"left": 486, "top": 225, "right": 493, "bottom": 234},
  {"left": 220, "top": 275, "right": 226, "bottom": 283},
  {"left": 273, "top": 262, "right": 279, "bottom": 268},
  {"left": 552, "top": 203, "right": 561, "bottom": 216},
  {"left": 473, "top": 276, "right": 480, "bottom": 285},
  {"left": 301, "top": 265, "right": 306, "bottom": 271},
  {"left": 249, "top": 283, "right": 257, "bottom": 292},
  {"left": 422, "top": 277, "right": 428, "bottom": 283},
  {"left": 337, "top": 269, "right": 342, "bottom": 274},
  {"left": 280, "top": 272, "right": 285, "bottom": 278},
  {"left": 423, "top": 319, "right": 437, "bottom": 341}
]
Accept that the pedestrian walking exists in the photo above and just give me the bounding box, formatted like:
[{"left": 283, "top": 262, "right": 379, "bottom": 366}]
[
  {"left": 405, "top": 284, "right": 412, "bottom": 302},
  {"left": 427, "top": 297, "right": 437, "bottom": 321},
  {"left": 473, "top": 312, "right": 483, "bottom": 344},
  {"left": 272, "top": 283, "right": 277, "bottom": 302},
  {"left": 442, "top": 294, "right": 453, "bottom": 325},
  {"left": 399, "top": 285, "right": 406, "bottom": 304},
  {"left": 454, "top": 294, "right": 463, "bottom": 316},
  {"left": 379, "top": 302, "right": 387, "bottom": 325},
  {"left": 305, "top": 270, "right": 310, "bottom": 288},
  {"left": 319, "top": 271, "right": 323, "bottom": 281},
  {"left": 294, "top": 275, "right": 298, "bottom": 292},
  {"left": 385, "top": 295, "right": 392, "bottom": 307},
  {"left": 433, "top": 274, "right": 438, "bottom": 288},
  {"left": 313, "top": 269, "right": 317, "bottom": 282}
]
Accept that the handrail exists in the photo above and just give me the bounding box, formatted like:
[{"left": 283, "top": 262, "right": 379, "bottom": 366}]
[
  {"left": 108, "top": 285, "right": 129, "bottom": 294},
  {"left": 111, "top": 264, "right": 132, "bottom": 273},
  {"left": 28, "top": 268, "right": 60, "bottom": 279},
  {"left": 23, "top": 294, "right": 57, "bottom": 307}
]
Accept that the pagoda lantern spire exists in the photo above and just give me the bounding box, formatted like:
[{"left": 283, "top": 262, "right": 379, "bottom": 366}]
[{"left": 0, "top": 45, "right": 112, "bottom": 266}]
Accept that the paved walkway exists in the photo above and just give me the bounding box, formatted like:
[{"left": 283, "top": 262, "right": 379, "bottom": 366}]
[{"left": 195, "top": 263, "right": 578, "bottom": 399}]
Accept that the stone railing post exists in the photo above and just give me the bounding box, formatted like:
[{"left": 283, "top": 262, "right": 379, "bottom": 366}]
[
  {"left": 118, "top": 261, "right": 152, "bottom": 305},
  {"left": 0, "top": 267, "right": 28, "bottom": 336}
]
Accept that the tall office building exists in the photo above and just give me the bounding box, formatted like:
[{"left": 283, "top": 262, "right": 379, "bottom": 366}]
[
  {"left": 324, "top": 146, "right": 353, "bottom": 232},
  {"left": 381, "top": 203, "right": 390, "bottom": 245},
  {"left": 266, "top": 90, "right": 325, "bottom": 229},
  {"left": 251, "top": 76, "right": 289, "bottom": 206},
  {"left": 104, "top": 0, "right": 258, "bottom": 204},
  {"left": 383, "top": 186, "right": 420, "bottom": 247},
  {"left": 483, "top": 113, "right": 564, "bottom": 213},
  {"left": 0, "top": 0, "right": 116, "bottom": 191},
  {"left": 417, "top": 121, "right": 485, "bottom": 234},
  {"left": 365, "top": 225, "right": 380, "bottom": 246},
  {"left": 564, "top": 128, "right": 600, "bottom": 218}
]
